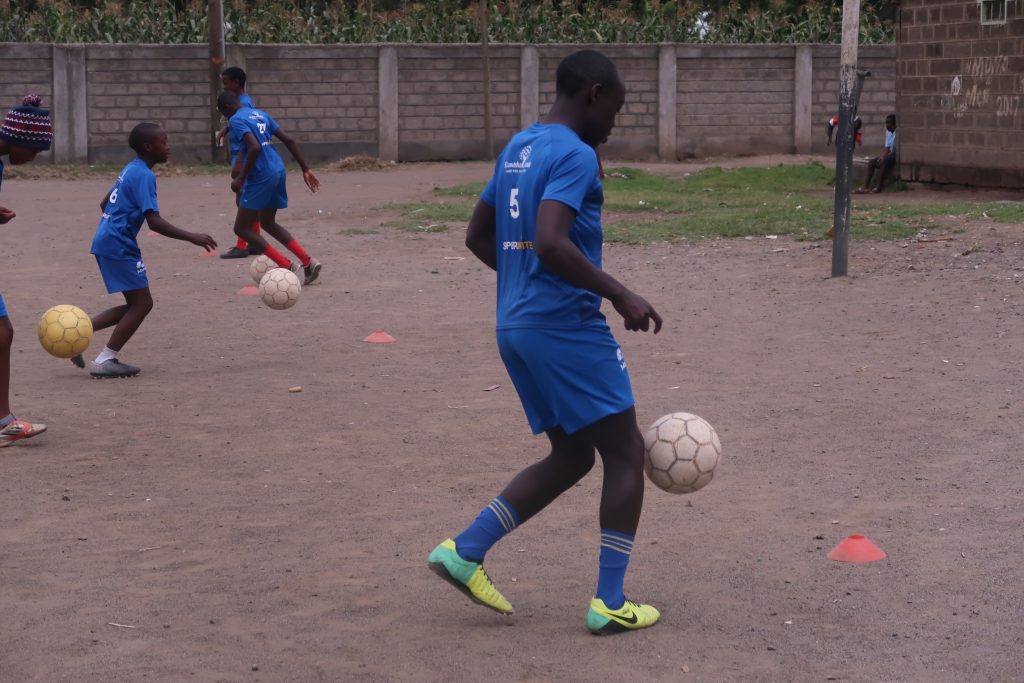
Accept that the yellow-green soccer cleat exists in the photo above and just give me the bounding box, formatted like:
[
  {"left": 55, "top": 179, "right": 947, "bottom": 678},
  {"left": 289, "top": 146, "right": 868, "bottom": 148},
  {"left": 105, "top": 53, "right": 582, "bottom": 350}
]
[
  {"left": 427, "top": 538, "right": 514, "bottom": 615},
  {"left": 586, "top": 597, "right": 660, "bottom": 635}
]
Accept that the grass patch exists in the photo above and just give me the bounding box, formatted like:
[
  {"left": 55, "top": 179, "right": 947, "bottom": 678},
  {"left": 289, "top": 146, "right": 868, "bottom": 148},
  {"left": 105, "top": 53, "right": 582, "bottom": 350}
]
[
  {"left": 382, "top": 200, "right": 474, "bottom": 232},
  {"left": 399, "top": 163, "right": 1024, "bottom": 244}
]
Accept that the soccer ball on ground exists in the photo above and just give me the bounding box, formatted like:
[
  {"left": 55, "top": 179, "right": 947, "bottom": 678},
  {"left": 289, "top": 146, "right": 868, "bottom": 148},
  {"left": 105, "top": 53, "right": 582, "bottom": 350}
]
[
  {"left": 249, "top": 254, "right": 278, "bottom": 284},
  {"left": 643, "top": 412, "right": 722, "bottom": 494},
  {"left": 38, "top": 305, "right": 93, "bottom": 359},
  {"left": 259, "top": 268, "right": 301, "bottom": 310}
]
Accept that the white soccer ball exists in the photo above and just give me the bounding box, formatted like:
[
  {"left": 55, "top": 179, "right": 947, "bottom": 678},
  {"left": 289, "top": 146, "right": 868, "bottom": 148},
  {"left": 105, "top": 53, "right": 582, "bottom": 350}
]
[
  {"left": 249, "top": 254, "right": 278, "bottom": 284},
  {"left": 643, "top": 412, "right": 722, "bottom": 494},
  {"left": 259, "top": 268, "right": 301, "bottom": 310}
]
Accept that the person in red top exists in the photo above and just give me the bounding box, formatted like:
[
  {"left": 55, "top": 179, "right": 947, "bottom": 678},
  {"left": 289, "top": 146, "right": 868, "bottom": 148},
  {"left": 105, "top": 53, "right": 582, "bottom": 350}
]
[{"left": 826, "top": 115, "right": 862, "bottom": 148}]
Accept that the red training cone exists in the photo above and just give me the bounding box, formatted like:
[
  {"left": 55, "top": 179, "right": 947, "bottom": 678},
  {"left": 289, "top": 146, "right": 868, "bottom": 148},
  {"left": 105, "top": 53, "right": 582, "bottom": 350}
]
[
  {"left": 827, "top": 535, "right": 887, "bottom": 563},
  {"left": 237, "top": 285, "right": 260, "bottom": 296},
  {"left": 363, "top": 330, "right": 396, "bottom": 343}
]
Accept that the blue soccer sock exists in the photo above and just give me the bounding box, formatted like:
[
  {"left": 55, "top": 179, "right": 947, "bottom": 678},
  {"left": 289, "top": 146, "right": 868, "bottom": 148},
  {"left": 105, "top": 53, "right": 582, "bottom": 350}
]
[
  {"left": 452, "top": 496, "right": 521, "bottom": 562},
  {"left": 596, "top": 529, "right": 634, "bottom": 610}
]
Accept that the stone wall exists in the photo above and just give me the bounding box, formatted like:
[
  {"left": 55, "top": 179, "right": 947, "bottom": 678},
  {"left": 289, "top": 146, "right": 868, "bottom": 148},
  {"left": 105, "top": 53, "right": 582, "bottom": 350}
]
[{"left": 0, "top": 42, "right": 896, "bottom": 165}]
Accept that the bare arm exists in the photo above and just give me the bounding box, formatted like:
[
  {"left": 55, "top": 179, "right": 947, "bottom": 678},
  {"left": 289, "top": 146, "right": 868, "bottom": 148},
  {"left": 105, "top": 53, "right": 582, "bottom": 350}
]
[
  {"left": 145, "top": 211, "right": 218, "bottom": 251},
  {"left": 465, "top": 199, "right": 497, "bottom": 271},
  {"left": 273, "top": 128, "right": 319, "bottom": 192},
  {"left": 0, "top": 206, "right": 15, "bottom": 224},
  {"left": 231, "top": 133, "right": 261, "bottom": 193},
  {"left": 534, "top": 200, "right": 662, "bottom": 333}
]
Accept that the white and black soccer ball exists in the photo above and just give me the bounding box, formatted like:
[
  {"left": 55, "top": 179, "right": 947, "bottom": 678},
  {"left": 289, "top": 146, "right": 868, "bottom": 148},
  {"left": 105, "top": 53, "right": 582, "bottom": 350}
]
[
  {"left": 249, "top": 254, "right": 278, "bottom": 284},
  {"left": 259, "top": 268, "right": 301, "bottom": 310},
  {"left": 643, "top": 412, "right": 722, "bottom": 494}
]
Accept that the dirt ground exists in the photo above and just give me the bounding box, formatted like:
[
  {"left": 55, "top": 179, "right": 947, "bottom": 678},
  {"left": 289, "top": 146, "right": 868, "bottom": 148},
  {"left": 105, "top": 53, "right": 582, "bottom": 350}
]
[{"left": 1, "top": 156, "right": 1023, "bottom": 683}]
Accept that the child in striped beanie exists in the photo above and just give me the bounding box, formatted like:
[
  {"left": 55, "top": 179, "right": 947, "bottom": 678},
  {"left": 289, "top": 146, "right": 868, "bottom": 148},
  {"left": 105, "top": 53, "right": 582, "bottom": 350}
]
[{"left": 0, "top": 94, "right": 53, "bottom": 448}]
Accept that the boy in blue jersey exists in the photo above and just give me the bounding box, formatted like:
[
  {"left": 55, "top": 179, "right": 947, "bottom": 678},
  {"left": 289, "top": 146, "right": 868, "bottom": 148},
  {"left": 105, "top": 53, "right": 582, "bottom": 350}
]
[
  {"left": 0, "top": 95, "right": 52, "bottom": 447},
  {"left": 216, "top": 66, "right": 261, "bottom": 259},
  {"left": 72, "top": 123, "right": 218, "bottom": 378},
  {"left": 216, "top": 91, "right": 322, "bottom": 285},
  {"left": 428, "top": 50, "right": 664, "bottom": 635}
]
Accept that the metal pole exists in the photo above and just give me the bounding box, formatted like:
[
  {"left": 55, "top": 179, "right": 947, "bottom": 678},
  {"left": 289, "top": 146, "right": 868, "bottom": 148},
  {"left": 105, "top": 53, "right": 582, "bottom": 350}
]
[
  {"left": 831, "top": 0, "right": 861, "bottom": 277},
  {"left": 208, "top": 0, "right": 226, "bottom": 163},
  {"left": 480, "top": 0, "right": 495, "bottom": 159}
]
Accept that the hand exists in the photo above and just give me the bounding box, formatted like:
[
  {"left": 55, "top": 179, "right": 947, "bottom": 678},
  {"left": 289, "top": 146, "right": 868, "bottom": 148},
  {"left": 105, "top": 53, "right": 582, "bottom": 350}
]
[
  {"left": 0, "top": 207, "right": 15, "bottom": 224},
  {"left": 611, "top": 289, "right": 662, "bottom": 334},
  {"left": 216, "top": 126, "right": 227, "bottom": 144},
  {"left": 303, "top": 169, "right": 320, "bottom": 193},
  {"left": 230, "top": 178, "right": 243, "bottom": 194},
  {"left": 191, "top": 233, "right": 218, "bottom": 252},
  {"left": 826, "top": 138, "right": 832, "bottom": 147}
]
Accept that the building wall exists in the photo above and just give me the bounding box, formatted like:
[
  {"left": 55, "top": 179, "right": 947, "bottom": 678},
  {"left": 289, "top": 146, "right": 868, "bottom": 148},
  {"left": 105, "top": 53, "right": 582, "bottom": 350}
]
[
  {"left": 0, "top": 42, "right": 896, "bottom": 165},
  {"left": 897, "top": 0, "right": 1024, "bottom": 187}
]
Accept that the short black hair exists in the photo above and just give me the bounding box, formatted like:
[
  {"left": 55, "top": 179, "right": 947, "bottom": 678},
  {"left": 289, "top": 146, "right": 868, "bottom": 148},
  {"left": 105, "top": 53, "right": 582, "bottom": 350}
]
[
  {"left": 886, "top": 113, "right": 897, "bottom": 123},
  {"left": 128, "top": 122, "right": 163, "bottom": 154},
  {"left": 555, "top": 49, "right": 620, "bottom": 98},
  {"left": 217, "top": 90, "right": 240, "bottom": 109},
  {"left": 222, "top": 66, "right": 247, "bottom": 88}
]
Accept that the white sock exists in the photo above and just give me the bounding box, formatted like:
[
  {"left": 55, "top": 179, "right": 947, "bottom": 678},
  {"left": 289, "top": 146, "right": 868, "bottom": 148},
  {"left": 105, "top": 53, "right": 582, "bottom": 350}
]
[{"left": 94, "top": 346, "right": 118, "bottom": 365}]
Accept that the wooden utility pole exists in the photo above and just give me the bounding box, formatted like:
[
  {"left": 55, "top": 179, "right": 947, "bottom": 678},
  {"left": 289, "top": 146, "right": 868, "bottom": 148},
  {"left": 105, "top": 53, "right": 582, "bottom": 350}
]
[
  {"left": 208, "top": 0, "right": 226, "bottom": 162},
  {"left": 480, "top": 0, "right": 495, "bottom": 159},
  {"left": 831, "top": 0, "right": 861, "bottom": 277}
]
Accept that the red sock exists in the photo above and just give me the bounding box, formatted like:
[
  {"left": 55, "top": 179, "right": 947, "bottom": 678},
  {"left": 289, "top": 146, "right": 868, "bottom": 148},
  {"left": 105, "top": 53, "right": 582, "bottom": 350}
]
[
  {"left": 235, "top": 236, "right": 247, "bottom": 250},
  {"left": 262, "top": 244, "right": 291, "bottom": 269},
  {"left": 252, "top": 221, "right": 261, "bottom": 235},
  {"left": 286, "top": 239, "right": 311, "bottom": 267}
]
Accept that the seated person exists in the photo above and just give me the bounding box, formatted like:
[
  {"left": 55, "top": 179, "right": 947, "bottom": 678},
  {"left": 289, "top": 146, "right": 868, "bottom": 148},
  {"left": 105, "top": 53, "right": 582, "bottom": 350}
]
[{"left": 857, "top": 114, "right": 897, "bottom": 194}]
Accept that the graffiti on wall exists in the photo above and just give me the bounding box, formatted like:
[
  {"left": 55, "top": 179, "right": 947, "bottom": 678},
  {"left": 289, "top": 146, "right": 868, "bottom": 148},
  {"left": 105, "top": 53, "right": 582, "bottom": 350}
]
[{"left": 941, "top": 55, "right": 1022, "bottom": 120}]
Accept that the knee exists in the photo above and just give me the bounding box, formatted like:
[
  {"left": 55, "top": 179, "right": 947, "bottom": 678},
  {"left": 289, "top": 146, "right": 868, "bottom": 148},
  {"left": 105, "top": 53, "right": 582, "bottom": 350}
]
[
  {"left": 553, "top": 444, "right": 596, "bottom": 477},
  {"left": 134, "top": 293, "right": 154, "bottom": 316}
]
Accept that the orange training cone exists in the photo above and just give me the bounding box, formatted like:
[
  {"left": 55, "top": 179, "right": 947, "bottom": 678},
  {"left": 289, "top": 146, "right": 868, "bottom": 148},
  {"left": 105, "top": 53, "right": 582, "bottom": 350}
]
[
  {"left": 363, "top": 330, "right": 396, "bottom": 343},
  {"left": 827, "top": 535, "right": 887, "bottom": 563},
  {"left": 237, "top": 285, "right": 260, "bottom": 296}
]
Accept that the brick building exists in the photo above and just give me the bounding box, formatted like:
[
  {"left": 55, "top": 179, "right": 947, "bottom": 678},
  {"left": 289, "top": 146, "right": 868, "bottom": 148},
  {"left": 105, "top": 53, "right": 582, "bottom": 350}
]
[{"left": 897, "top": 0, "right": 1024, "bottom": 187}]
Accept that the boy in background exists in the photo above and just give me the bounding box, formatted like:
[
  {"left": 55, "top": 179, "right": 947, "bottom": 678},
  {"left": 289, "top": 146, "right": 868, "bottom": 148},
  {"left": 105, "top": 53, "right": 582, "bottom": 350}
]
[
  {"left": 73, "top": 123, "right": 217, "bottom": 378},
  {"left": 217, "top": 91, "right": 321, "bottom": 285},
  {"left": 217, "top": 66, "right": 260, "bottom": 259},
  {"left": 0, "top": 95, "right": 52, "bottom": 446}
]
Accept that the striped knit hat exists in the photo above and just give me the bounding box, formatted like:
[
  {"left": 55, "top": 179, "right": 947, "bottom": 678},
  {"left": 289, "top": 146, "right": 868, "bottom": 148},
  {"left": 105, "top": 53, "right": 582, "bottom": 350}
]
[{"left": 0, "top": 94, "right": 53, "bottom": 151}]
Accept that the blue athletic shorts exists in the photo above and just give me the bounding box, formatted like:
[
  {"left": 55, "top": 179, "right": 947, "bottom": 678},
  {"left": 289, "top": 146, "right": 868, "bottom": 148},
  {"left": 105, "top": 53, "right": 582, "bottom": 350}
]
[
  {"left": 96, "top": 255, "right": 149, "bottom": 294},
  {"left": 497, "top": 325, "right": 634, "bottom": 435},
  {"left": 0, "top": 292, "right": 7, "bottom": 318},
  {"left": 240, "top": 169, "right": 288, "bottom": 210}
]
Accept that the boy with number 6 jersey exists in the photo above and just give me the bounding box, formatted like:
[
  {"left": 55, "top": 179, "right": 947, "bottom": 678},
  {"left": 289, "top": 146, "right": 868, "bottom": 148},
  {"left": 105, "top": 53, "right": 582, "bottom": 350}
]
[{"left": 71, "top": 123, "right": 217, "bottom": 378}]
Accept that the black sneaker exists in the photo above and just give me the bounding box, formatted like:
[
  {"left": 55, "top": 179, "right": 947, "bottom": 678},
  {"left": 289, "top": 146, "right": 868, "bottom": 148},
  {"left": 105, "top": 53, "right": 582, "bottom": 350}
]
[
  {"left": 220, "top": 246, "right": 249, "bottom": 259},
  {"left": 70, "top": 354, "right": 85, "bottom": 369},
  {"left": 304, "top": 258, "right": 322, "bottom": 286},
  {"left": 89, "top": 359, "right": 141, "bottom": 379}
]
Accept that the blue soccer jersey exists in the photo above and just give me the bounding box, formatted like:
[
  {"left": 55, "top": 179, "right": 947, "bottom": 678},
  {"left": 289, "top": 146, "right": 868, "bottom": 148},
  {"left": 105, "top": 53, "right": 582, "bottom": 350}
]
[
  {"left": 228, "top": 108, "right": 285, "bottom": 184},
  {"left": 228, "top": 94, "right": 255, "bottom": 165},
  {"left": 90, "top": 157, "right": 159, "bottom": 260},
  {"left": 239, "top": 92, "right": 255, "bottom": 109},
  {"left": 481, "top": 123, "right": 605, "bottom": 330}
]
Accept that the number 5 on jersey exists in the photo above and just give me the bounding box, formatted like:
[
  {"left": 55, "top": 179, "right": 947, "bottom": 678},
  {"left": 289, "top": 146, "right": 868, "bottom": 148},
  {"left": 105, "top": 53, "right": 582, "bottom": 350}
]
[{"left": 509, "top": 188, "right": 520, "bottom": 219}]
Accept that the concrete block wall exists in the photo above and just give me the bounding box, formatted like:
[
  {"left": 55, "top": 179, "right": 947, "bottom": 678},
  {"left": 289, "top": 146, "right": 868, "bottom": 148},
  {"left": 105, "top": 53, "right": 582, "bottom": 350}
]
[
  {"left": 0, "top": 42, "right": 897, "bottom": 166},
  {"left": 897, "top": 0, "right": 1024, "bottom": 187},
  {"left": 676, "top": 45, "right": 795, "bottom": 158},
  {"left": 243, "top": 45, "right": 379, "bottom": 161},
  {"left": 398, "top": 45, "right": 520, "bottom": 161},
  {"left": 86, "top": 45, "right": 209, "bottom": 163}
]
